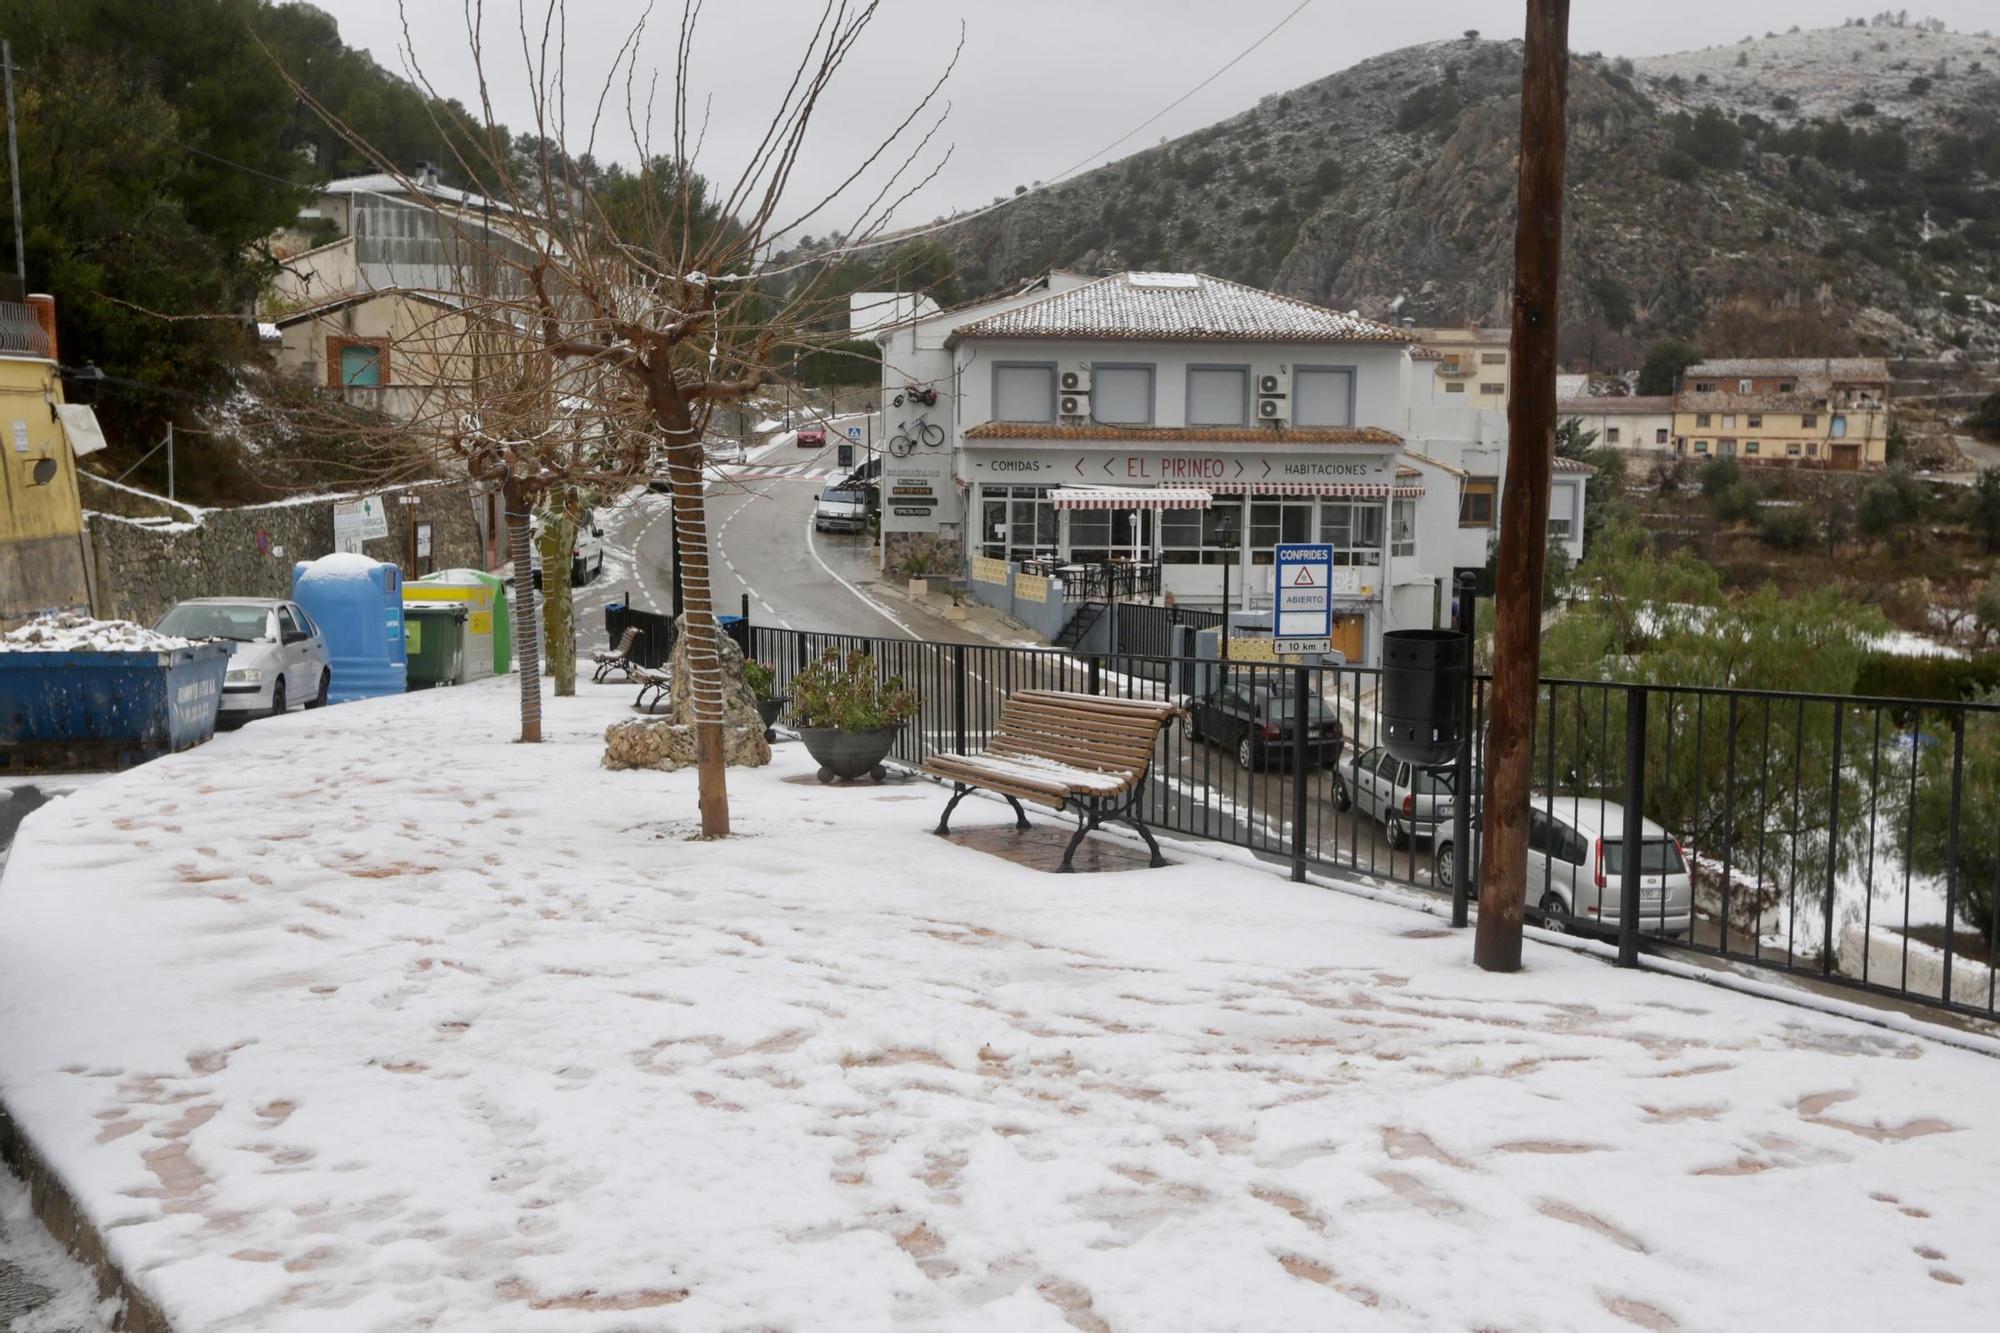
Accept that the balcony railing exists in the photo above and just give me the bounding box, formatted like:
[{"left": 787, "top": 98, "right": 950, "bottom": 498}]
[{"left": 0, "top": 302, "right": 52, "bottom": 358}]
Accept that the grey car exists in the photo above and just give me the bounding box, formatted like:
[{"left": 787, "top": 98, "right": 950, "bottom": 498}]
[
  {"left": 1433, "top": 796, "right": 1693, "bottom": 938},
  {"left": 1334, "top": 745, "right": 1476, "bottom": 849},
  {"left": 156, "top": 598, "right": 331, "bottom": 721}
]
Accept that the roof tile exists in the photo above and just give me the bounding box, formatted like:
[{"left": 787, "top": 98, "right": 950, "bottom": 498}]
[{"left": 947, "top": 272, "right": 1411, "bottom": 346}]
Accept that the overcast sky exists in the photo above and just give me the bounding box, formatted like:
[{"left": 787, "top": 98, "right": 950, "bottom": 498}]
[{"left": 313, "top": 1, "right": 1997, "bottom": 241}]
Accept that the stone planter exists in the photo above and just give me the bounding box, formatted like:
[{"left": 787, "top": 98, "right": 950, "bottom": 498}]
[
  {"left": 755, "top": 695, "right": 787, "bottom": 743},
  {"left": 907, "top": 577, "right": 932, "bottom": 598},
  {"left": 943, "top": 601, "right": 968, "bottom": 623},
  {"left": 798, "top": 725, "right": 901, "bottom": 784}
]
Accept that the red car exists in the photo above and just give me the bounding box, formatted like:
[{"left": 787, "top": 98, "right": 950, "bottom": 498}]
[{"left": 797, "top": 426, "right": 826, "bottom": 447}]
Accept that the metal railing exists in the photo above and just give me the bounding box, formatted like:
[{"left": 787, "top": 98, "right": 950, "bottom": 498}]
[
  {"left": 1018, "top": 558, "right": 1162, "bottom": 603},
  {"left": 0, "top": 301, "right": 52, "bottom": 358},
  {"left": 746, "top": 623, "right": 2000, "bottom": 1023}
]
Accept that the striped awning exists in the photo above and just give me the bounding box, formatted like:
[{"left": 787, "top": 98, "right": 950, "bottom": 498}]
[
  {"left": 1159, "top": 481, "right": 1424, "bottom": 499},
  {"left": 1049, "top": 485, "right": 1213, "bottom": 511}
]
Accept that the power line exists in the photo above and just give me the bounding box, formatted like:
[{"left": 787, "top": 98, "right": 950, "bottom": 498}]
[
  {"left": 744, "top": 0, "right": 1316, "bottom": 280},
  {"left": 164, "top": 136, "right": 311, "bottom": 190}
]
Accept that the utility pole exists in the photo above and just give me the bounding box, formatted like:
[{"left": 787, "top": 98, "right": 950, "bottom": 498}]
[
  {"left": 166, "top": 422, "right": 174, "bottom": 502},
  {"left": 1473, "top": 0, "right": 1570, "bottom": 973},
  {"left": 4, "top": 39, "right": 25, "bottom": 287}
]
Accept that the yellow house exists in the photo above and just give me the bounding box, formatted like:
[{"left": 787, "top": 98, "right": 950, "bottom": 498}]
[
  {"left": 1410, "top": 326, "right": 1512, "bottom": 411},
  {"left": 1670, "top": 357, "right": 1893, "bottom": 471},
  {"left": 0, "top": 295, "right": 95, "bottom": 629}
]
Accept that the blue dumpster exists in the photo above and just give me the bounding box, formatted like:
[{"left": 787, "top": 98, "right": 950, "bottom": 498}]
[
  {"left": 0, "top": 642, "right": 230, "bottom": 772},
  {"left": 292, "top": 554, "right": 407, "bottom": 703}
]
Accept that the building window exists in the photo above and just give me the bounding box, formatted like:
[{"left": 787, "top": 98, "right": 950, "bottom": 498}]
[
  {"left": 1478, "top": 382, "right": 1504, "bottom": 396},
  {"left": 1548, "top": 484, "right": 1577, "bottom": 539},
  {"left": 1738, "top": 379, "right": 1753, "bottom": 393},
  {"left": 1718, "top": 438, "right": 1737, "bottom": 457},
  {"left": 339, "top": 343, "right": 383, "bottom": 386},
  {"left": 1655, "top": 428, "right": 1669, "bottom": 444},
  {"left": 1090, "top": 364, "right": 1153, "bottom": 425},
  {"left": 1806, "top": 442, "right": 1819, "bottom": 459},
  {"left": 1831, "top": 414, "right": 1848, "bottom": 438},
  {"left": 1801, "top": 414, "right": 1817, "bottom": 428},
  {"left": 1391, "top": 498, "right": 1417, "bottom": 557},
  {"left": 993, "top": 364, "right": 1056, "bottom": 422},
  {"left": 1318, "top": 500, "right": 1384, "bottom": 566},
  {"left": 1695, "top": 382, "right": 1715, "bottom": 393},
  {"left": 1606, "top": 426, "right": 1621, "bottom": 444},
  {"left": 1747, "top": 414, "right": 1762, "bottom": 428},
  {"left": 1160, "top": 497, "right": 1245, "bottom": 566},
  {"left": 1722, "top": 415, "right": 1736, "bottom": 429},
  {"left": 1248, "top": 499, "right": 1316, "bottom": 563},
  {"left": 1696, "top": 413, "right": 1711, "bottom": 428},
  {"left": 1480, "top": 351, "right": 1506, "bottom": 365},
  {"left": 1186, "top": 366, "right": 1250, "bottom": 426},
  {"left": 978, "top": 485, "right": 1056, "bottom": 560},
  {"left": 1291, "top": 367, "right": 1355, "bottom": 426},
  {"left": 1779, "top": 381, "right": 1794, "bottom": 392},
  {"left": 1695, "top": 440, "right": 1711, "bottom": 454},
  {"left": 1786, "top": 442, "right": 1802, "bottom": 457},
  {"left": 1745, "top": 441, "right": 1760, "bottom": 456},
  {"left": 1067, "top": 508, "right": 1152, "bottom": 564},
  {"left": 1459, "top": 478, "right": 1497, "bottom": 528},
  {"left": 1444, "top": 381, "right": 1466, "bottom": 394}
]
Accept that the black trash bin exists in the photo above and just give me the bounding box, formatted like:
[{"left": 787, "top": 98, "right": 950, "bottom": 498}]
[{"left": 1380, "top": 628, "right": 1468, "bottom": 767}]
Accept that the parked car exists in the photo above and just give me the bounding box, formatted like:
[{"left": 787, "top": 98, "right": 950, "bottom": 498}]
[
  {"left": 507, "top": 511, "right": 605, "bottom": 588},
  {"left": 1334, "top": 745, "right": 1476, "bottom": 849},
  {"left": 1189, "top": 677, "right": 1343, "bottom": 770},
  {"left": 813, "top": 486, "right": 869, "bottom": 534},
  {"left": 796, "top": 425, "right": 827, "bottom": 448},
  {"left": 155, "top": 598, "right": 330, "bottom": 721},
  {"left": 1432, "top": 796, "right": 1692, "bottom": 938},
  {"left": 842, "top": 456, "right": 882, "bottom": 488}
]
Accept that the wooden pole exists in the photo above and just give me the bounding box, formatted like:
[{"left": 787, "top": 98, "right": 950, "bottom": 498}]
[{"left": 1473, "top": 0, "right": 1570, "bottom": 973}]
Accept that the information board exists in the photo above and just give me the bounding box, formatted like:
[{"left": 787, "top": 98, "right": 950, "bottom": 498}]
[{"left": 1274, "top": 543, "right": 1334, "bottom": 651}]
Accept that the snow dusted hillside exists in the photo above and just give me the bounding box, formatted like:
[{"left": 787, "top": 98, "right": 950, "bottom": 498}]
[{"left": 1634, "top": 23, "right": 2000, "bottom": 131}]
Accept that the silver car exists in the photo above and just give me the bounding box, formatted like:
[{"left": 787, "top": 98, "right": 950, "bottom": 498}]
[
  {"left": 1433, "top": 795, "right": 1693, "bottom": 938},
  {"left": 156, "top": 598, "right": 331, "bottom": 721},
  {"left": 1336, "top": 745, "right": 1476, "bottom": 849}
]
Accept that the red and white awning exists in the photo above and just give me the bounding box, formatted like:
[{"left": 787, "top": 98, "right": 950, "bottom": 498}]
[
  {"left": 1158, "top": 481, "right": 1425, "bottom": 499},
  {"left": 1049, "top": 485, "right": 1213, "bottom": 511}
]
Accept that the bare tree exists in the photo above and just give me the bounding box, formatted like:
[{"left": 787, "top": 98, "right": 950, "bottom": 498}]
[{"left": 274, "top": 0, "right": 957, "bottom": 836}]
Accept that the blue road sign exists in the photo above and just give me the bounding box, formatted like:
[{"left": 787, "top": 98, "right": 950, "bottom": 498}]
[{"left": 1274, "top": 543, "right": 1334, "bottom": 644}]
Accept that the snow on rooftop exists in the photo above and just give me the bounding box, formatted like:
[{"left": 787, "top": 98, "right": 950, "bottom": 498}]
[
  {"left": 948, "top": 272, "right": 1411, "bottom": 345},
  {"left": 0, "top": 673, "right": 1994, "bottom": 1330}
]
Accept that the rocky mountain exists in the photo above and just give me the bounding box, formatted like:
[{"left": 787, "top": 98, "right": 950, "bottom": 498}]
[{"left": 916, "top": 23, "right": 2000, "bottom": 358}]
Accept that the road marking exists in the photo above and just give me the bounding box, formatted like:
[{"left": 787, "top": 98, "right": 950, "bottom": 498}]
[{"left": 803, "top": 508, "right": 917, "bottom": 638}]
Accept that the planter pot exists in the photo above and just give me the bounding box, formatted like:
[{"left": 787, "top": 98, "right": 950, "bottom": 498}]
[
  {"left": 943, "top": 602, "right": 968, "bottom": 623},
  {"left": 798, "top": 724, "right": 901, "bottom": 784},
  {"left": 908, "top": 577, "right": 932, "bottom": 598},
  {"left": 756, "top": 695, "right": 787, "bottom": 744}
]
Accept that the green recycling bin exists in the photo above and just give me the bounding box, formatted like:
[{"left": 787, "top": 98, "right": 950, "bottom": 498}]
[{"left": 404, "top": 602, "right": 469, "bottom": 689}]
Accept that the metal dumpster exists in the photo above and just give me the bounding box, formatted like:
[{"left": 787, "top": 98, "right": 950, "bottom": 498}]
[
  {"left": 0, "top": 641, "right": 231, "bottom": 773},
  {"left": 404, "top": 602, "right": 468, "bottom": 689}
]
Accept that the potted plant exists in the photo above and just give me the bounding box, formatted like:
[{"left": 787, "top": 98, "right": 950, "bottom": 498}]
[
  {"left": 903, "top": 544, "right": 937, "bottom": 598},
  {"left": 790, "top": 648, "right": 919, "bottom": 783},
  {"left": 743, "top": 659, "right": 786, "bottom": 742}
]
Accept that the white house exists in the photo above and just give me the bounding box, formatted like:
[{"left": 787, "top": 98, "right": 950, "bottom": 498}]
[{"left": 1556, "top": 395, "right": 1676, "bottom": 460}]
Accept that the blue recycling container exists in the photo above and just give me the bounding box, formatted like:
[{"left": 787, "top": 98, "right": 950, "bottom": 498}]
[
  {"left": 0, "top": 642, "right": 231, "bottom": 772},
  {"left": 292, "top": 554, "right": 407, "bottom": 703}
]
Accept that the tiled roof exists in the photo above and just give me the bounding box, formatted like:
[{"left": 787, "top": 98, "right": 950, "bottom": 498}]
[
  {"left": 1394, "top": 463, "right": 1423, "bottom": 480},
  {"left": 1675, "top": 391, "right": 1835, "bottom": 414},
  {"left": 1552, "top": 456, "right": 1598, "bottom": 475},
  {"left": 1556, "top": 396, "right": 1675, "bottom": 414},
  {"left": 947, "top": 272, "right": 1410, "bottom": 345},
  {"left": 1683, "top": 357, "right": 1889, "bottom": 381},
  {"left": 1400, "top": 449, "right": 1468, "bottom": 478},
  {"left": 1408, "top": 345, "right": 1446, "bottom": 361},
  {"left": 961, "top": 422, "right": 1403, "bottom": 446}
]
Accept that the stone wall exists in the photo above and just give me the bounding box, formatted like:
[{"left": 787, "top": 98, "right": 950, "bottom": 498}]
[{"left": 82, "top": 476, "right": 488, "bottom": 625}]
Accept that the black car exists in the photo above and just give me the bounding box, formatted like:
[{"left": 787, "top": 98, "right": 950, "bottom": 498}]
[{"left": 1189, "top": 678, "right": 1344, "bottom": 770}]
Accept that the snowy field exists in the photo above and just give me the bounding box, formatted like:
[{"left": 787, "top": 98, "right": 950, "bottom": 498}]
[{"left": 1, "top": 675, "right": 1997, "bottom": 1331}]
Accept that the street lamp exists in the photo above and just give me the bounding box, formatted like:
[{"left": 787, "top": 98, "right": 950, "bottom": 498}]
[{"left": 1215, "top": 508, "right": 1238, "bottom": 662}]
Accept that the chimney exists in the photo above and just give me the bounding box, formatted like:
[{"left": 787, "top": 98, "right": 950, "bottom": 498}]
[
  {"left": 413, "top": 160, "right": 440, "bottom": 190},
  {"left": 25, "top": 292, "right": 56, "bottom": 361}
]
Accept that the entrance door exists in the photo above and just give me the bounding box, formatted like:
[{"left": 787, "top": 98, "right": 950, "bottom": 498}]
[
  {"left": 1831, "top": 443, "right": 1861, "bottom": 471},
  {"left": 1331, "top": 614, "right": 1365, "bottom": 664}
]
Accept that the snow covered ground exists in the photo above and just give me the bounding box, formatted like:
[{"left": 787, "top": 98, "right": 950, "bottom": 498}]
[{"left": 0, "top": 674, "right": 1996, "bottom": 1331}]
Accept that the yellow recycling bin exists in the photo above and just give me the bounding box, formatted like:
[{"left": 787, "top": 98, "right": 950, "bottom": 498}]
[{"left": 404, "top": 569, "right": 503, "bottom": 681}]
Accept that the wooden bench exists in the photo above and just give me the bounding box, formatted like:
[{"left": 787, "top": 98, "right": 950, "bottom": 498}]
[
  {"left": 630, "top": 664, "right": 671, "bottom": 711},
  {"left": 592, "top": 626, "right": 643, "bottom": 683},
  {"left": 922, "top": 689, "right": 1181, "bottom": 872}
]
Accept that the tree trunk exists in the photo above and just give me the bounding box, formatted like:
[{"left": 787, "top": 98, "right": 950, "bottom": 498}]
[
  {"left": 665, "top": 440, "right": 730, "bottom": 837},
  {"left": 538, "top": 511, "right": 577, "bottom": 696},
  {"left": 1473, "top": 0, "right": 1570, "bottom": 973},
  {"left": 505, "top": 477, "right": 543, "bottom": 743}
]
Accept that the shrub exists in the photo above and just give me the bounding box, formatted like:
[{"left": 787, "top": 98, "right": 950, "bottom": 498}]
[
  {"left": 1966, "top": 389, "right": 2000, "bottom": 439},
  {"left": 788, "top": 649, "right": 919, "bottom": 731},
  {"left": 1908, "top": 75, "right": 1933, "bottom": 94},
  {"left": 1699, "top": 456, "right": 1743, "bottom": 496},
  {"left": 1852, "top": 653, "right": 2000, "bottom": 702},
  {"left": 742, "top": 659, "right": 776, "bottom": 699},
  {"left": 1711, "top": 480, "right": 1763, "bottom": 524},
  {"left": 1850, "top": 99, "right": 1877, "bottom": 116},
  {"left": 1856, "top": 471, "right": 1926, "bottom": 538},
  {"left": 1660, "top": 148, "right": 1701, "bottom": 182},
  {"left": 1757, "top": 506, "right": 1816, "bottom": 549}
]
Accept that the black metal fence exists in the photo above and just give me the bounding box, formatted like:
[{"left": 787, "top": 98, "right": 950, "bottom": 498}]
[
  {"left": 748, "top": 623, "right": 2000, "bottom": 1023},
  {"left": 603, "top": 602, "right": 676, "bottom": 669}
]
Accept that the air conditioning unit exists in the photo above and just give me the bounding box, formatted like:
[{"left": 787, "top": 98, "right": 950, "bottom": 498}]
[
  {"left": 1059, "top": 393, "right": 1088, "bottom": 416},
  {"left": 1257, "top": 396, "right": 1289, "bottom": 422},
  {"left": 1059, "top": 364, "right": 1092, "bottom": 394},
  {"left": 1257, "top": 370, "right": 1286, "bottom": 397}
]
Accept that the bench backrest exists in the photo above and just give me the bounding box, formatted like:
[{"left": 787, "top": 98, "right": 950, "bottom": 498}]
[
  {"left": 988, "top": 689, "right": 1178, "bottom": 788},
  {"left": 611, "top": 626, "right": 642, "bottom": 656}
]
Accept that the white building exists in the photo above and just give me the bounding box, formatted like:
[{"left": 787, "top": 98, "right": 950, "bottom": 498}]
[
  {"left": 874, "top": 272, "right": 1587, "bottom": 665},
  {"left": 1556, "top": 395, "right": 1676, "bottom": 460}
]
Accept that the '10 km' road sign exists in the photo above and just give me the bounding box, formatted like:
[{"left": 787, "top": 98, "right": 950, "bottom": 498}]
[{"left": 1273, "top": 543, "right": 1333, "bottom": 654}]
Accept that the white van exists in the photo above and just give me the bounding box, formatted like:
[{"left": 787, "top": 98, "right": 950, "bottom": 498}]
[{"left": 1434, "top": 795, "right": 1692, "bottom": 938}]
